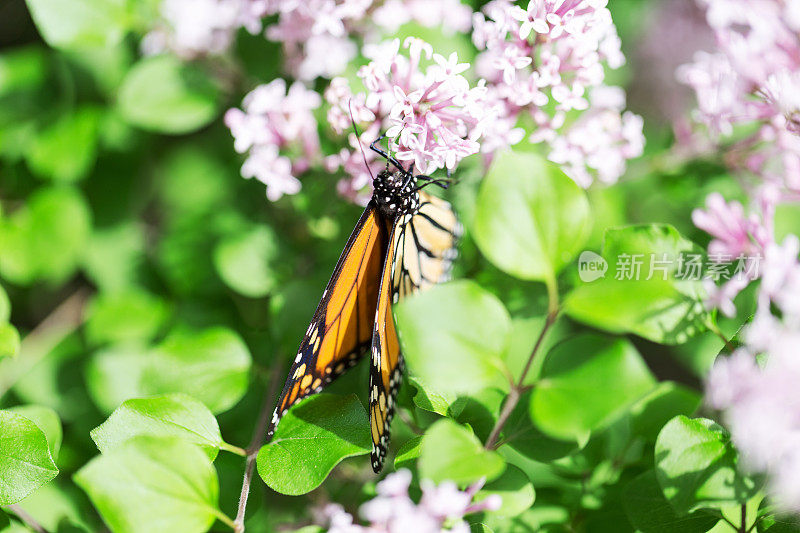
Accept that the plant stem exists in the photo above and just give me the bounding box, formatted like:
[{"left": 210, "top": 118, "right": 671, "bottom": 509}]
[
  {"left": 485, "top": 279, "right": 559, "bottom": 450},
  {"left": 740, "top": 503, "right": 747, "bottom": 533},
  {"left": 0, "top": 288, "right": 90, "bottom": 399},
  {"left": 220, "top": 442, "right": 248, "bottom": 456},
  {"left": 7, "top": 504, "right": 49, "bottom": 533},
  {"left": 706, "top": 318, "right": 736, "bottom": 354},
  {"left": 232, "top": 363, "right": 283, "bottom": 533}
]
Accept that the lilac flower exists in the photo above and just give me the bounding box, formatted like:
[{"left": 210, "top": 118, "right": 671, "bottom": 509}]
[
  {"left": 323, "top": 470, "right": 501, "bottom": 533},
  {"left": 679, "top": 0, "right": 800, "bottom": 190},
  {"left": 326, "top": 37, "right": 489, "bottom": 182},
  {"left": 142, "top": 0, "right": 267, "bottom": 58},
  {"left": 471, "top": 0, "right": 644, "bottom": 187},
  {"left": 225, "top": 79, "right": 321, "bottom": 200},
  {"left": 264, "top": 0, "right": 473, "bottom": 81}
]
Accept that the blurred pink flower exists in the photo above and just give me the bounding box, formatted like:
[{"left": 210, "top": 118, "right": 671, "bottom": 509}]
[
  {"left": 324, "top": 469, "right": 500, "bottom": 533},
  {"left": 142, "top": 0, "right": 267, "bottom": 58},
  {"left": 679, "top": 0, "right": 800, "bottom": 190},
  {"left": 225, "top": 79, "right": 321, "bottom": 200},
  {"left": 692, "top": 193, "right": 769, "bottom": 259}
]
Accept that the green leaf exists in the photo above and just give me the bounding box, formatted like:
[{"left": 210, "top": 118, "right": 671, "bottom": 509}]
[
  {"left": 213, "top": 225, "right": 281, "bottom": 298},
  {"left": 74, "top": 436, "right": 223, "bottom": 533},
  {"left": 87, "top": 327, "right": 252, "bottom": 414},
  {"left": 0, "top": 410, "right": 59, "bottom": 505},
  {"left": 629, "top": 382, "right": 702, "bottom": 443},
  {"left": 6, "top": 405, "right": 62, "bottom": 461},
  {"left": 475, "top": 465, "right": 535, "bottom": 517},
  {"left": 144, "top": 328, "right": 251, "bottom": 413},
  {"left": 472, "top": 150, "right": 590, "bottom": 282},
  {"left": 501, "top": 390, "right": 576, "bottom": 463},
  {"left": 25, "top": 106, "right": 101, "bottom": 183},
  {"left": 655, "top": 416, "right": 760, "bottom": 515},
  {"left": 623, "top": 470, "right": 720, "bottom": 533},
  {"left": 91, "top": 394, "right": 225, "bottom": 460},
  {"left": 117, "top": 55, "right": 219, "bottom": 134},
  {"left": 0, "top": 323, "right": 20, "bottom": 359},
  {"left": 82, "top": 222, "right": 146, "bottom": 291},
  {"left": 565, "top": 225, "right": 707, "bottom": 344},
  {"left": 85, "top": 290, "right": 170, "bottom": 346},
  {"left": 395, "top": 280, "right": 510, "bottom": 395},
  {"left": 419, "top": 419, "right": 505, "bottom": 485},
  {"left": 409, "top": 377, "right": 456, "bottom": 415},
  {"left": 394, "top": 436, "right": 422, "bottom": 470},
  {"left": 86, "top": 345, "right": 150, "bottom": 414},
  {"left": 257, "top": 394, "right": 371, "bottom": 495},
  {"left": 530, "top": 334, "right": 656, "bottom": 441},
  {"left": 0, "top": 187, "right": 92, "bottom": 285},
  {"left": 24, "top": 0, "right": 130, "bottom": 49},
  {"left": 0, "top": 286, "right": 10, "bottom": 323}
]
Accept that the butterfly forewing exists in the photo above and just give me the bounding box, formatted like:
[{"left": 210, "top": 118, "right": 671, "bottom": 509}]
[{"left": 267, "top": 204, "right": 387, "bottom": 439}]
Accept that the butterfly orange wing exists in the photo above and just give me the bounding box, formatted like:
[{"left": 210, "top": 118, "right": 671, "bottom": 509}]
[{"left": 268, "top": 204, "right": 388, "bottom": 439}]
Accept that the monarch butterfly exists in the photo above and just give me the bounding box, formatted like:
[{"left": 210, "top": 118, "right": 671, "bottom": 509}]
[{"left": 266, "top": 131, "right": 462, "bottom": 473}]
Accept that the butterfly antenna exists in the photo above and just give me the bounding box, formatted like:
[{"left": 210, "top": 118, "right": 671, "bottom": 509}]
[{"left": 348, "top": 99, "right": 375, "bottom": 181}]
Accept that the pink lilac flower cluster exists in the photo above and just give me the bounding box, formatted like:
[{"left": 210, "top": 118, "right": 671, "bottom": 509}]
[
  {"left": 677, "top": 0, "right": 800, "bottom": 189},
  {"left": 697, "top": 191, "right": 800, "bottom": 511},
  {"left": 323, "top": 469, "right": 501, "bottom": 533},
  {"left": 685, "top": 0, "right": 800, "bottom": 512},
  {"left": 325, "top": 38, "right": 489, "bottom": 200},
  {"left": 705, "top": 234, "right": 800, "bottom": 511},
  {"left": 471, "top": 0, "right": 644, "bottom": 187},
  {"left": 142, "top": 0, "right": 268, "bottom": 58},
  {"left": 264, "top": 0, "right": 472, "bottom": 81},
  {"left": 224, "top": 79, "right": 321, "bottom": 201}
]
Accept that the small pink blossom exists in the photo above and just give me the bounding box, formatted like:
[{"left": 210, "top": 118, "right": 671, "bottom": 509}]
[
  {"left": 324, "top": 470, "right": 500, "bottom": 533},
  {"left": 691, "top": 193, "right": 766, "bottom": 259}
]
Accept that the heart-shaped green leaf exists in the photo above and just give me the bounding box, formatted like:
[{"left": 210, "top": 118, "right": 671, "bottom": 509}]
[
  {"left": 565, "top": 225, "right": 707, "bottom": 344},
  {"left": 473, "top": 150, "right": 590, "bottom": 282},
  {"left": 91, "top": 394, "right": 226, "bottom": 460},
  {"left": 6, "top": 405, "right": 62, "bottom": 461},
  {"left": 0, "top": 410, "right": 59, "bottom": 505},
  {"left": 623, "top": 470, "right": 720, "bottom": 533},
  {"left": 530, "top": 334, "right": 656, "bottom": 441},
  {"left": 74, "top": 436, "right": 224, "bottom": 533},
  {"left": 257, "top": 394, "right": 371, "bottom": 495},
  {"left": 655, "top": 416, "right": 760, "bottom": 515},
  {"left": 395, "top": 280, "right": 510, "bottom": 396},
  {"left": 419, "top": 419, "right": 505, "bottom": 485}
]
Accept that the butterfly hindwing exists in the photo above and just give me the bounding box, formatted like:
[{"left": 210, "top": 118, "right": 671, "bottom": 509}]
[
  {"left": 268, "top": 204, "right": 387, "bottom": 440},
  {"left": 369, "top": 191, "right": 461, "bottom": 472},
  {"left": 369, "top": 219, "right": 403, "bottom": 472},
  {"left": 392, "top": 190, "right": 462, "bottom": 299}
]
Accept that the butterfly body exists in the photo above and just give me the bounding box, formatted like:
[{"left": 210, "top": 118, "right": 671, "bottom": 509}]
[
  {"left": 267, "top": 144, "right": 461, "bottom": 473},
  {"left": 373, "top": 169, "right": 419, "bottom": 219}
]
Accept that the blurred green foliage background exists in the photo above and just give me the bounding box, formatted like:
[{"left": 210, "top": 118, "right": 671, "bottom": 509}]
[{"left": 0, "top": 0, "right": 788, "bottom": 532}]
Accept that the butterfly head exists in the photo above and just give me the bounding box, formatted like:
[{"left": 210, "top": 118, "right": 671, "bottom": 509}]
[{"left": 373, "top": 168, "right": 419, "bottom": 219}]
